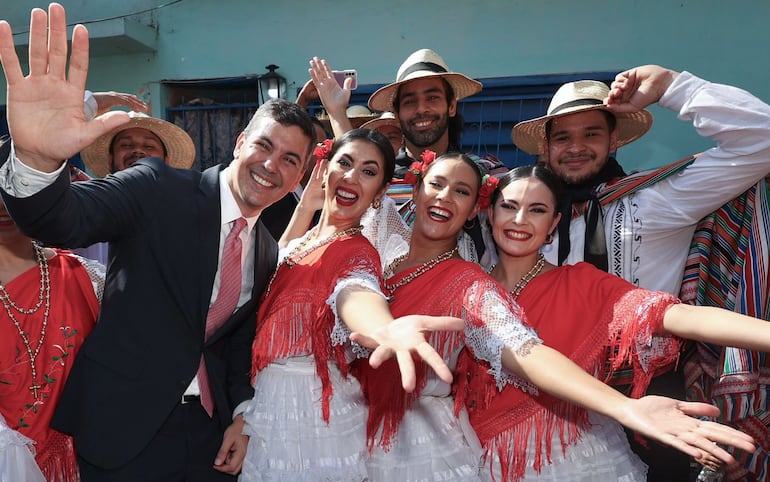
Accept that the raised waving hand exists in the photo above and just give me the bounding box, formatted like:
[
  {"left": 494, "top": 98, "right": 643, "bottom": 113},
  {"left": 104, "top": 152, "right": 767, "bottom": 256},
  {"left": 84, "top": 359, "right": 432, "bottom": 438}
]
[{"left": 0, "top": 3, "right": 129, "bottom": 171}]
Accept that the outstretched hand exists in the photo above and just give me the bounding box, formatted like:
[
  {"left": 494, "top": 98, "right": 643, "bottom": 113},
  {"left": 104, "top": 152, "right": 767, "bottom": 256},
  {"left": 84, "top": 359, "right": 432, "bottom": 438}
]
[
  {"left": 619, "top": 395, "right": 755, "bottom": 465},
  {"left": 349, "top": 315, "right": 464, "bottom": 392},
  {"left": 604, "top": 65, "right": 679, "bottom": 114},
  {"left": 0, "top": 3, "right": 129, "bottom": 171},
  {"left": 309, "top": 57, "right": 353, "bottom": 120}
]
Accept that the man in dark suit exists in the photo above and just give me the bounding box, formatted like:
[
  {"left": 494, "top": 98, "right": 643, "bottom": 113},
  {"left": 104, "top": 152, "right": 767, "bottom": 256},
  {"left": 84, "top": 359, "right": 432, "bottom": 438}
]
[{"left": 0, "top": 5, "right": 315, "bottom": 481}]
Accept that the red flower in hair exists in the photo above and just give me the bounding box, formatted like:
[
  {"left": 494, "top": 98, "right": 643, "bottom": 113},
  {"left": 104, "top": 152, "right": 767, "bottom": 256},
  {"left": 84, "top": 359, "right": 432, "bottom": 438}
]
[
  {"left": 313, "top": 139, "right": 334, "bottom": 161},
  {"left": 477, "top": 174, "right": 499, "bottom": 210},
  {"left": 420, "top": 149, "right": 436, "bottom": 166},
  {"left": 404, "top": 161, "right": 422, "bottom": 185}
]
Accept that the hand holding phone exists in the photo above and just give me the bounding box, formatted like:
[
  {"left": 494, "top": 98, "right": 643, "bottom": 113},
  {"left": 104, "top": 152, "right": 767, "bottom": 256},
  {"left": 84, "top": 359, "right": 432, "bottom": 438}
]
[{"left": 332, "top": 70, "right": 358, "bottom": 90}]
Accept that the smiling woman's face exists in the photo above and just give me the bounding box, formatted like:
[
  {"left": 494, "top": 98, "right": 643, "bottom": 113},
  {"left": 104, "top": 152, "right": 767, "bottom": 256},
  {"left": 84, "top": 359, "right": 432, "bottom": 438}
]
[{"left": 489, "top": 176, "right": 561, "bottom": 258}]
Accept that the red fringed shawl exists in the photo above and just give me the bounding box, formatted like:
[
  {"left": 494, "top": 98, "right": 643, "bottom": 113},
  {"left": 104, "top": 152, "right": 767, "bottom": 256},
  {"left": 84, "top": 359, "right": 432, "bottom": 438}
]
[
  {"left": 352, "top": 259, "right": 532, "bottom": 451},
  {"left": 455, "top": 262, "right": 681, "bottom": 482},
  {"left": 251, "top": 234, "right": 381, "bottom": 422}
]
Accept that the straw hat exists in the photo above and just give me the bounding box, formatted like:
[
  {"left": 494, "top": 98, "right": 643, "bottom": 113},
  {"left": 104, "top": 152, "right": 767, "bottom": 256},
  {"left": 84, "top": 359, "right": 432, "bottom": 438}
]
[
  {"left": 360, "top": 112, "right": 401, "bottom": 133},
  {"left": 511, "top": 80, "right": 653, "bottom": 155},
  {"left": 80, "top": 112, "right": 196, "bottom": 178},
  {"left": 368, "top": 49, "right": 483, "bottom": 112},
  {"left": 316, "top": 105, "right": 379, "bottom": 131}
]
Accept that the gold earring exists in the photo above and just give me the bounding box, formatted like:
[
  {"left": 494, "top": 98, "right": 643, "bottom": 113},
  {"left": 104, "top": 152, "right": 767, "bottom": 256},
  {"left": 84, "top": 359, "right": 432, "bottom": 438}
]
[{"left": 371, "top": 199, "right": 382, "bottom": 209}]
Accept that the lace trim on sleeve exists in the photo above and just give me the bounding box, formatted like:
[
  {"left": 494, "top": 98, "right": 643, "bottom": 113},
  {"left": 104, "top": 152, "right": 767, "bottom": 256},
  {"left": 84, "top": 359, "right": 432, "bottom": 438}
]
[
  {"left": 74, "top": 254, "right": 106, "bottom": 303},
  {"left": 462, "top": 280, "right": 541, "bottom": 393},
  {"left": 611, "top": 289, "right": 681, "bottom": 374},
  {"left": 327, "top": 271, "right": 383, "bottom": 359}
]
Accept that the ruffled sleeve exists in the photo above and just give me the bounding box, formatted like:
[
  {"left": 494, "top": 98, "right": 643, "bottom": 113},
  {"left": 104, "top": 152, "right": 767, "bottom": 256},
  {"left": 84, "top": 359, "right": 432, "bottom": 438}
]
[
  {"left": 322, "top": 237, "right": 385, "bottom": 359},
  {"left": 328, "top": 271, "right": 383, "bottom": 359},
  {"left": 607, "top": 288, "right": 682, "bottom": 398},
  {"left": 462, "top": 277, "right": 541, "bottom": 392}
]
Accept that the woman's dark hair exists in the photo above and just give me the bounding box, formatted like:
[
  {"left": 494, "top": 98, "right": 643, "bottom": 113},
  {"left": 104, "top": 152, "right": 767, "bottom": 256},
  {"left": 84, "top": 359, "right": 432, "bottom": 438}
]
[
  {"left": 420, "top": 151, "right": 483, "bottom": 199},
  {"left": 330, "top": 128, "right": 396, "bottom": 188},
  {"left": 491, "top": 164, "right": 564, "bottom": 212}
]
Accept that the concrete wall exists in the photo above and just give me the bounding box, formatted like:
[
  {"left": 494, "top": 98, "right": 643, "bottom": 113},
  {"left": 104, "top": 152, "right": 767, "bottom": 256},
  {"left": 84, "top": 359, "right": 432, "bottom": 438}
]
[{"left": 2, "top": 0, "right": 768, "bottom": 170}]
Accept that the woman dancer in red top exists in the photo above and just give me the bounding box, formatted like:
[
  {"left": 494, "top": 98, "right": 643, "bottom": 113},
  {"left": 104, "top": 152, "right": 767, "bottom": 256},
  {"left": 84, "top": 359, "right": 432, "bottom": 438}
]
[
  {"left": 352, "top": 153, "right": 756, "bottom": 481},
  {"left": 0, "top": 194, "right": 103, "bottom": 481},
  {"left": 460, "top": 165, "right": 770, "bottom": 481}
]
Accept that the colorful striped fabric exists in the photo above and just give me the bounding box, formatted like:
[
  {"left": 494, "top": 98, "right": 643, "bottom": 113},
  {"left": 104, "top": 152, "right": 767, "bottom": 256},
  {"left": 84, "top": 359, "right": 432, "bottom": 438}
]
[
  {"left": 584, "top": 161, "right": 770, "bottom": 480},
  {"left": 681, "top": 179, "right": 770, "bottom": 481},
  {"left": 596, "top": 154, "right": 696, "bottom": 204}
]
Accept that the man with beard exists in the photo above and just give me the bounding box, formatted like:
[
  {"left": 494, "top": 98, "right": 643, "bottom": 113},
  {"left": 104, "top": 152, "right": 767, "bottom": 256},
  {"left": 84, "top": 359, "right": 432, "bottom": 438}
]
[
  {"left": 368, "top": 48, "right": 483, "bottom": 179},
  {"left": 367, "top": 49, "right": 506, "bottom": 260},
  {"left": 512, "top": 65, "right": 770, "bottom": 481}
]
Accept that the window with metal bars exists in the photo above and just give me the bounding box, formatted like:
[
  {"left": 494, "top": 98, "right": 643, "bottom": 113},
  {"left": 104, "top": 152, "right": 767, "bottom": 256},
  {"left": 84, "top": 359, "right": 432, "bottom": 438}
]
[{"left": 161, "top": 71, "right": 617, "bottom": 171}]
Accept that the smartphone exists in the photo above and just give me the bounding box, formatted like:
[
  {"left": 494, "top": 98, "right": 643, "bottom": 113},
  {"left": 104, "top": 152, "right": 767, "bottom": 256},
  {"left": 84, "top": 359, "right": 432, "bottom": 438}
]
[{"left": 333, "top": 70, "right": 358, "bottom": 90}]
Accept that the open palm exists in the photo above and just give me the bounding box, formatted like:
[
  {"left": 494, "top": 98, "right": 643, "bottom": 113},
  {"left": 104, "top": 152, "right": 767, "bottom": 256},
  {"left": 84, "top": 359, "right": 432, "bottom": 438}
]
[{"left": 0, "top": 4, "right": 129, "bottom": 170}]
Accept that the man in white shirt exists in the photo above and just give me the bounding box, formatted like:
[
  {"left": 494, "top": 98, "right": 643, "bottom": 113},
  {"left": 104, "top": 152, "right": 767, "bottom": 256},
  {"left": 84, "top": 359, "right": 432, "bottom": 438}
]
[{"left": 512, "top": 65, "right": 770, "bottom": 481}]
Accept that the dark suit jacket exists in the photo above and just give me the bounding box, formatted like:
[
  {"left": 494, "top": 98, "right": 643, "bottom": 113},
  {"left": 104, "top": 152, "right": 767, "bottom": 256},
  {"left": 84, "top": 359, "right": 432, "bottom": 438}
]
[{"left": 0, "top": 157, "right": 277, "bottom": 469}]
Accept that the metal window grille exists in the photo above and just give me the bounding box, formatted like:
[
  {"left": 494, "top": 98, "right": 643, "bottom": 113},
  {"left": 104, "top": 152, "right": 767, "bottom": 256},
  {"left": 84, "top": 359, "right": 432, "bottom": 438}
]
[{"left": 166, "top": 71, "right": 617, "bottom": 171}]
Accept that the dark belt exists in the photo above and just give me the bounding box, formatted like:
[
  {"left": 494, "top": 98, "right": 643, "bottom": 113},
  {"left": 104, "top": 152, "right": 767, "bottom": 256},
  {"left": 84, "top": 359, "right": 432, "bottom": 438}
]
[{"left": 181, "top": 394, "right": 200, "bottom": 404}]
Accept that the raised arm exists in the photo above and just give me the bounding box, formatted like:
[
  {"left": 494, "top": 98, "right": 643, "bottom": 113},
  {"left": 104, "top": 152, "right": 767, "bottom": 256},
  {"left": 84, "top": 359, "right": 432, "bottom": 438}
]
[
  {"left": 278, "top": 158, "right": 324, "bottom": 247},
  {"left": 309, "top": 57, "right": 354, "bottom": 138},
  {"left": 604, "top": 65, "right": 679, "bottom": 113},
  {"left": 0, "top": 3, "right": 128, "bottom": 171},
  {"left": 662, "top": 303, "right": 770, "bottom": 351}
]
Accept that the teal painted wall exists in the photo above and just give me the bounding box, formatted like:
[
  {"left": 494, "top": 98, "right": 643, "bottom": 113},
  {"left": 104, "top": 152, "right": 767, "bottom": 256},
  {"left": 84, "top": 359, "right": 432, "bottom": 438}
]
[{"left": 2, "top": 0, "right": 769, "bottom": 170}]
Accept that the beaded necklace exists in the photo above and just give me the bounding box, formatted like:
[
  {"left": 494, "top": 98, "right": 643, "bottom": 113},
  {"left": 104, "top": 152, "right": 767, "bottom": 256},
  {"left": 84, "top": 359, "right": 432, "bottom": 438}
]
[
  {"left": 264, "top": 225, "right": 363, "bottom": 296},
  {"left": 0, "top": 242, "right": 51, "bottom": 400},
  {"left": 489, "top": 253, "right": 545, "bottom": 299},
  {"left": 384, "top": 247, "right": 459, "bottom": 298}
]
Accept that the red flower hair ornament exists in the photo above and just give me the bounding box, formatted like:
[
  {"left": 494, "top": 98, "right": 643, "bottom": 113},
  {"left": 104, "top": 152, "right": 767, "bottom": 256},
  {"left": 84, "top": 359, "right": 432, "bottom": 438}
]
[
  {"left": 477, "top": 174, "right": 499, "bottom": 210},
  {"left": 313, "top": 139, "right": 334, "bottom": 161},
  {"left": 403, "top": 149, "right": 437, "bottom": 185}
]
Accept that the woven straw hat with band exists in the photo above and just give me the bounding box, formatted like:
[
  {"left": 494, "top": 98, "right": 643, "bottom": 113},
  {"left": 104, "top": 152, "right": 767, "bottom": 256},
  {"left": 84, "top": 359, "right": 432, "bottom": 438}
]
[
  {"left": 316, "top": 105, "right": 379, "bottom": 131},
  {"left": 80, "top": 111, "right": 196, "bottom": 178},
  {"left": 511, "top": 80, "right": 653, "bottom": 155},
  {"left": 368, "top": 49, "right": 482, "bottom": 113},
  {"left": 360, "top": 112, "right": 401, "bottom": 132}
]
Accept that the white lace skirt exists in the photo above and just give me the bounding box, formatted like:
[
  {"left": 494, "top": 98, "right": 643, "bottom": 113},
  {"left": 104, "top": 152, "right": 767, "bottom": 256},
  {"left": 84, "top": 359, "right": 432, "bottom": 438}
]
[
  {"left": 479, "top": 412, "right": 648, "bottom": 482},
  {"left": 239, "top": 357, "right": 368, "bottom": 482},
  {"left": 366, "top": 395, "right": 484, "bottom": 482},
  {"left": 0, "top": 416, "right": 45, "bottom": 482}
]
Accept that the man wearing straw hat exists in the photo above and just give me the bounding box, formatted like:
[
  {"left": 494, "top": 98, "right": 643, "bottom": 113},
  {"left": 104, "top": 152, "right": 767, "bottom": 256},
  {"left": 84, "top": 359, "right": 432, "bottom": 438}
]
[
  {"left": 512, "top": 65, "right": 770, "bottom": 481},
  {"left": 80, "top": 111, "right": 196, "bottom": 178},
  {"left": 361, "top": 112, "right": 403, "bottom": 159},
  {"left": 368, "top": 49, "right": 504, "bottom": 259},
  {"left": 369, "top": 48, "right": 484, "bottom": 177}
]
